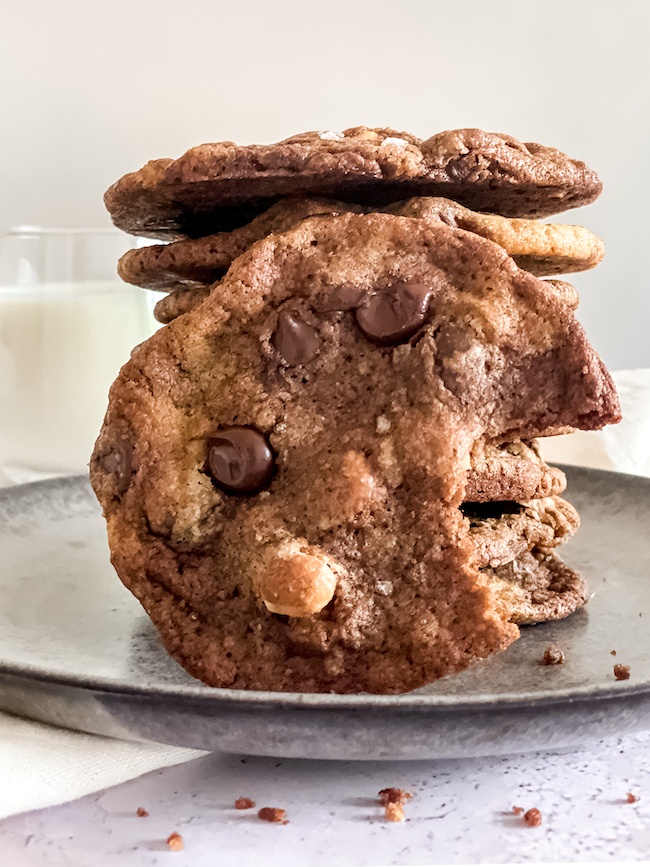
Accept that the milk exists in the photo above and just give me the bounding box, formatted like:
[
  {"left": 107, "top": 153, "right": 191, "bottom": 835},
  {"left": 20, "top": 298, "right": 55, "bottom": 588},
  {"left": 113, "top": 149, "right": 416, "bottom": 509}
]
[{"left": 0, "top": 280, "right": 159, "bottom": 479}]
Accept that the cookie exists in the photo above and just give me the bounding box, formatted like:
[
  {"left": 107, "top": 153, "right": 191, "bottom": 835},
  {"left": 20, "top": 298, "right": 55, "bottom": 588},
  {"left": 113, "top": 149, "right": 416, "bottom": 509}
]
[
  {"left": 465, "top": 440, "right": 566, "bottom": 503},
  {"left": 121, "top": 197, "right": 358, "bottom": 289},
  {"left": 105, "top": 127, "right": 602, "bottom": 239},
  {"left": 91, "top": 213, "right": 619, "bottom": 693},
  {"left": 481, "top": 550, "right": 588, "bottom": 625},
  {"left": 467, "top": 496, "right": 579, "bottom": 569},
  {"left": 388, "top": 198, "right": 603, "bottom": 277},
  {"left": 118, "top": 196, "right": 603, "bottom": 291},
  {"left": 153, "top": 284, "right": 212, "bottom": 324}
]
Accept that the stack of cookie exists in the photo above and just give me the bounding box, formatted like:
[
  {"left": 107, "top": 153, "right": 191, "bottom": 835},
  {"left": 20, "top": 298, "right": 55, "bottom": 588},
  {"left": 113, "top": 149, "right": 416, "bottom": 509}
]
[{"left": 92, "top": 128, "right": 620, "bottom": 694}]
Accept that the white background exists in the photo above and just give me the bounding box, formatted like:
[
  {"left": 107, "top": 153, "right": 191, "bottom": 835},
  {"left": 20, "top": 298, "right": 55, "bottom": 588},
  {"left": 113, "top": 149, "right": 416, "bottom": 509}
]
[{"left": 1, "top": 0, "right": 648, "bottom": 368}]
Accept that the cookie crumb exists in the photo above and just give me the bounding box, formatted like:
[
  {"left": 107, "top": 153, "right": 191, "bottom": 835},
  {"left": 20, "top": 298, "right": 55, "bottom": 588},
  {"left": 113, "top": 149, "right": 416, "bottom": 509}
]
[
  {"left": 614, "top": 664, "right": 631, "bottom": 681},
  {"left": 512, "top": 805, "right": 524, "bottom": 815},
  {"left": 384, "top": 802, "right": 405, "bottom": 822},
  {"left": 379, "top": 788, "right": 412, "bottom": 822},
  {"left": 166, "top": 832, "right": 184, "bottom": 851},
  {"left": 258, "top": 807, "right": 289, "bottom": 825},
  {"left": 626, "top": 792, "right": 640, "bottom": 803},
  {"left": 378, "top": 787, "right": 413, "bottom": 806},
  {"left": 135, "top": 807, "right": 149, "bottom": 817},
  {"left": 543, "top": 646, "right": 564, "bottom": 665},
  {"left": 523, "top": 808, "right": 542, "bottom": 827},
  {"left": 610, "top": 649, "right": 617, "bottom": 656},
  {"left": 235, "top": 797, "right": 256, "bottom": 810}
]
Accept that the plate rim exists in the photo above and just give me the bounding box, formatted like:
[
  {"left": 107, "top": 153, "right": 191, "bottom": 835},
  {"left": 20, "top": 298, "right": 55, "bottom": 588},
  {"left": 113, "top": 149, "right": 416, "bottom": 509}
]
[
  {"left": 0, "top": 658, "right": 646, "bottom": 713},
  {"left": 1, "top": 465, "right": 648, "bottom": 715}
]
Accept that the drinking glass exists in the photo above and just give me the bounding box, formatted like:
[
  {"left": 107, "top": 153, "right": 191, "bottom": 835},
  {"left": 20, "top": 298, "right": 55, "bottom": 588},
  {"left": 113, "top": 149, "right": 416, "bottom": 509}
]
[{"left": 0, "top": 227, "right": 159, "bottom": 484}]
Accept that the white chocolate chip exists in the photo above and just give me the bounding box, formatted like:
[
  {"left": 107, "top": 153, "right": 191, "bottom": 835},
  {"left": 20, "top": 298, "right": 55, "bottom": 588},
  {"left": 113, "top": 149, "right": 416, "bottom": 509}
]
[
  {"left": 318, "top": 130, "right": 344, "bottom": 140},
  {"left": 376, "top": 415, "right": 391, "bottom": 434},
  {"left": 381, "top": 137, "right": 409, "bottom": 148}
]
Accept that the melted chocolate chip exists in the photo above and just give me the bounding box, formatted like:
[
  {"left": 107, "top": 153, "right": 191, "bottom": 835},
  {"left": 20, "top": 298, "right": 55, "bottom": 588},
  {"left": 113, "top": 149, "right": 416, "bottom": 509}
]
[
  {"left": 98, "top": 438, "right": 134, "bottom": 496},
  {"left": 355, "top": 282, "right": 432, "bottom": 345},
  {"left": 207, "top": 426, "right": 274, "bottom": 494},
  {"left": 272, "top": 310, "right": 320, "bottom": 365},
  {"left": 321, "top": 284, "right": 367, "bottom": 312}
]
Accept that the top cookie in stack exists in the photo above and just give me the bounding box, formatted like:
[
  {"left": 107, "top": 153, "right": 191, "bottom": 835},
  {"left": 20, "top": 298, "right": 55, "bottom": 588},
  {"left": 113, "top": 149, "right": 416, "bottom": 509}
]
[
  {"left": 93, "top": 127, "right": 620, "bottom": 694},
  {"left": 107, "top": 127, "right": 602, "bottom": 236}
]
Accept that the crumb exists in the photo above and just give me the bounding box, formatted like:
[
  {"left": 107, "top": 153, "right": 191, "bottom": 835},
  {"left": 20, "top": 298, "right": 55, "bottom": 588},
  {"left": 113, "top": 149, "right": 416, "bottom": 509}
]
[
  {"left": 166, "top": 832, "right": 184, "bottom": 851},
  {"left": 512, "top": 805, "right": 524, "bottom": 815},
  {"left": 136, "top": 807, "right": 149, "bottom": 817},
  {"left": 378, "top": 787, "right": 413, "bottom": 806},
  {"left": 614, "top": 664, "right": 631, "bottom": 681},
  {"left": 257, "top": 807, "right": 289, "bottom": 825},
  {"left": 384, "top": 802, "right": 405, "bottom": 822},
  {"left": 234, "top": 797, "right": 256, "bottom": 810},
  {"left": 543, "top": 646, "right": 564, "bottom": 665},
  {"left": 611, "top": 650, "right": 617, "bottom": 656},
  {"left": 523, "top": 808, "right": 542, "bottom": 827},
  {"left": 626, "top": 792, "right": 640, "bottom": 803}
]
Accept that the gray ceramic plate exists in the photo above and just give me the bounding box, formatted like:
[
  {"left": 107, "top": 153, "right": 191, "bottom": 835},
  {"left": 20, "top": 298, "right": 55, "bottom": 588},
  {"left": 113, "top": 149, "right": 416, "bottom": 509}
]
[{"left": 0, "top": 467, "right": 648, "bottom": 760}]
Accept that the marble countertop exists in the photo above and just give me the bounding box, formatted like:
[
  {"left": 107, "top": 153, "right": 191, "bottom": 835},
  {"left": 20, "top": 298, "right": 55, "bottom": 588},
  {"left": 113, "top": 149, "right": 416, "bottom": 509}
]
[{"left": 2, "top": 732, "right": 649, "bottom": 866}]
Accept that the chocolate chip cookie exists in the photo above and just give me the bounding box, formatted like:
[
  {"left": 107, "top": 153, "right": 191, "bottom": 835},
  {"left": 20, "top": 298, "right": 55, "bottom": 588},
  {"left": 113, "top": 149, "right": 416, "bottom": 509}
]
[
  {"left": 105, "top": 127, "right": 602, "bottom": 239},
  {"left": 91, "top": 212, "right": 619, "bottom": 693},
  {"left": 118, "top": 195, "right": 603, "bottom": 292}
]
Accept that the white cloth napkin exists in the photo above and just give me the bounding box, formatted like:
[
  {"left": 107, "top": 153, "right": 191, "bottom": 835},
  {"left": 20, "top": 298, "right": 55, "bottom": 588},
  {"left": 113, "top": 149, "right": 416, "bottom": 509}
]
[
  {"left": 0, "top": 369, "right": 646, "bottom": 820},
  {"left": 0, "top": 712, "right": 204, "bottom": 819}
]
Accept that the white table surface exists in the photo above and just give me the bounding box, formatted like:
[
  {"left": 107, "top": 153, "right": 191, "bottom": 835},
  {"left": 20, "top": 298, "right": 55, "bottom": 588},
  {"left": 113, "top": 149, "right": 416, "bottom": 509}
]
[{"left": 1, "top": 731, "right": 649, "bottom": 866}]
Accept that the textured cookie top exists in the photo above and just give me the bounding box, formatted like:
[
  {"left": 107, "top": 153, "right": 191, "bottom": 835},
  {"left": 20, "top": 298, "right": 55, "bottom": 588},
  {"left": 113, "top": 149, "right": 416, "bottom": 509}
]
[
  {"left": 91, "top": 214, "right": 618, "bottom": 693},
  {"left": 105, "top": 127, "right": 602, "bottom": 238},
  {"left": 118, "top": 195, "right": 604, "bottom": 291}
]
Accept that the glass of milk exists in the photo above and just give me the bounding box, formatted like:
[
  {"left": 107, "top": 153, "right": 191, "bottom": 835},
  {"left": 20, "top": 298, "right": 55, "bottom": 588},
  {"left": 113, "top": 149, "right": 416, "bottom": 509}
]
[{"left": 0, "top": 227, "right": 159, "bottom": 484}]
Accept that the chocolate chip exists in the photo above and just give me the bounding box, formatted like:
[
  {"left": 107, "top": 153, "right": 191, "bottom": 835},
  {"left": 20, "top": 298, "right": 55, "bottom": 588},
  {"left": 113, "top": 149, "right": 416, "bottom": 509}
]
[
  {"left": 272, "top": 310, "right": 320, "bottom": 365},
  {"left": 321, "top": 284, "right": 367, "bottom": 311},
  {"left": 355, "top": 282, "right": 432, "bottom": 345},
  {"left": 98, "top": 438, "right": 133, "bottom": 496},
  {"left": 207, "top": 426, "right": 274, "bottom": 494}
]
